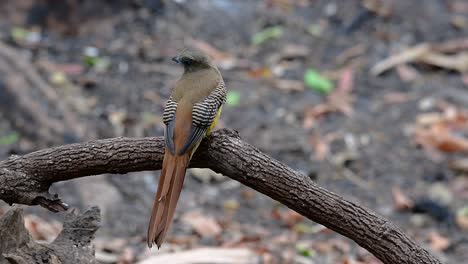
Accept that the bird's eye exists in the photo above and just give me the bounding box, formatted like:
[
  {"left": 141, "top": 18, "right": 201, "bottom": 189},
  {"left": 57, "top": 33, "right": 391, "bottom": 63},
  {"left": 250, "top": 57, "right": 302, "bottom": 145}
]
[{"left": 180, "top": 57, "right": 194, "bottom": 65}]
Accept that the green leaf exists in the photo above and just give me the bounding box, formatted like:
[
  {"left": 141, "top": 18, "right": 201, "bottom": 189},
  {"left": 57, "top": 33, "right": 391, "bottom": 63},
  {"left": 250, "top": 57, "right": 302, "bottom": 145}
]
[
  {"left": 252, "top": 26, "right": 283, "bottom": 46},
  {"left": 11, "top": 27, "right": 28, "bottom": 41},
  {"left": 226, "top": 90, "right": 241, "bottom": 107},
  {"left": 307, "top": 23, "right": 324, "bottom": 37},
  {"left": 84, "top": 56, "right": 99, "bottom": 67},
  {"left": 0, "top": 132, "right": 19, "bottom": 145},
  {"left": 293, "top": 223, "right": 325, "bottom": 234},
  {"left": 304, "top": 69, "right": 333, "bottom": 94},
  {"left": 457, "top": 206, "right": 468, "bottom": 216},
  {"left": 296, "top": 244, "right": 315, "bottom": 257}
]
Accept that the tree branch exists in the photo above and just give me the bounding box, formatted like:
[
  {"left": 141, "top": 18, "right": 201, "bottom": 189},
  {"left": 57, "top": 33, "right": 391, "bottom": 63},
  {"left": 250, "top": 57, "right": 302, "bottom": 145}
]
[{"left": 0, "top": 129, "right": 441, "bottom": 264}]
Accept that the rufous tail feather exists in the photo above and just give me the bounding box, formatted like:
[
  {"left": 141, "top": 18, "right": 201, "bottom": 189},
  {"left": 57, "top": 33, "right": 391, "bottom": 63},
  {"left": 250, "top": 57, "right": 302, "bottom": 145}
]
[{"left": 147, "top": 151, "right": 189, "bottom": 248}]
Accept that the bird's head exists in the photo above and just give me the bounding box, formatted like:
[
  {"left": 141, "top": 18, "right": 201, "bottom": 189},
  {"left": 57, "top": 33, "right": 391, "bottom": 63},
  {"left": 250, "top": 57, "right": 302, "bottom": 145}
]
[{"left": 172, "top": 49, "right": 215, "bottom": 72}]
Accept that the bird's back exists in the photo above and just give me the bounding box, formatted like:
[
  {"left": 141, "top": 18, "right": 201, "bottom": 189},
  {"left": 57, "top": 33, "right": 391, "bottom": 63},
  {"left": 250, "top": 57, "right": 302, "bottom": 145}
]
[{"left": 172, "top": 68, "right": 221, "bottom": 105}]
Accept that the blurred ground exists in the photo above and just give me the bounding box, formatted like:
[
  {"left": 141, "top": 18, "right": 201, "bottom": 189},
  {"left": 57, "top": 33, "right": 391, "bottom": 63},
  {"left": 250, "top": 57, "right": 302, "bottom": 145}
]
[{"left": 0, "top": 0, "right": 467, "bottom": 263}]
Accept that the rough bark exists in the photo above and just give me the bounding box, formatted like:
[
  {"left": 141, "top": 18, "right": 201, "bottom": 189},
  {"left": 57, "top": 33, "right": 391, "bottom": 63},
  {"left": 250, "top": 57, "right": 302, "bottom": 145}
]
[
  {"left": 0, "top": 206, "right": 99, "bottom": 264},
  {"left": 0, "top": 129, "right": 441, "bottom": 264}
]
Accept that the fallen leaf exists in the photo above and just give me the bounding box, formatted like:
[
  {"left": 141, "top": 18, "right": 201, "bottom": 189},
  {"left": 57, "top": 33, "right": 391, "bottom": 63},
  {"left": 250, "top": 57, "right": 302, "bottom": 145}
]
[
  {"left": 456, "top": 206, "right": 468, "bottom": 230},
  {"left": 414, "top": 124, "right": 468, "bottom": 153},
  {"left": 279, "top": 44, "right": 309, "bottom": 60},
  {"left": 293, "top": 223, "right": 326, "bottom": 234},
  {"left": 396, "top": 64, "right": 421, "bottom": 82},
  {"left": 247, "top": 67, "right": 273, "bottom": 78},
  {"left": 313, "top": 238, "right": 351, "bottom": 255},
  {"left": 383, "top": 92, "right": 412, "bottom": 104},
  {"left": 392, "top": 186, "right": 414, "bottom": 210},
  {"left": 328, "top": 68, "right": 354, "bottom": 115},
  {"left": 252, "top": 26, "right": 283, "bottom": 46},
  {"left": 271, "top": 232, "right": 298, "bottom": 245},
  {"left": 182, "top": 211, "right": 222, "bottom": 238},
  {"left": 24, "top": 215, "right": 62, "bottom": 242},
  {"left": 118, "top": 247, "right": 135, "bottom": 264},
  {"left": 296, "top": 242, "right": 315, "bottom": 257},
  {"left": 416, "top": 113, "right": 445, "bottom": 125},
  {"left": 428, "top": 231, "right": 450, "bottom": 252},
  {"left": 308, "top": 133, "right": 330, "bottom": 161},
  {"left": 451, "top": 177, "right": 468, "bottom": 199},
  {"left": 95, "top": 251, "right": 120, "bottom": 263},
  {"left": 241, "top": 190, "right": 255, "bottom": 200},
  {"left": 452, "top": 1, "right": 468, "bottom": 13},
  {"left": 304, "top": 69, "right": 334, "bottom": 93},
  {"left": 271, "top": 208, "right": 304, "bottom": 227},
  {"left": 49, "top": 72, "right": 68, "bottom": 86},
  {"left": 274, "top": 79, "right": 304, "bottom": 92},
  {"left": 335, "top": 44, "right": 367, "bottom": 65},
  {"left": 0, "top": 132, "right": 19, "bottom": 145},
  {"left": 94, "top": 237, "right": 127, "bottom": 253},
  {"left": 226, "top": 90, "right": 241, "bottom": 107},
  {"left": 224, "top": 199, "right": 240, "bottom": 211}
]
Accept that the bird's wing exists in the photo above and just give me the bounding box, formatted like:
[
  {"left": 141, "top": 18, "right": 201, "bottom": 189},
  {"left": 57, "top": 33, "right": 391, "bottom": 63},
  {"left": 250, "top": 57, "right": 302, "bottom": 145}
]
[
  {"left": 178, "top": 80, "right": 227, "bottom": 155},
  {"left": 162, "top": 97, "right": 178, "bottom": 154}
]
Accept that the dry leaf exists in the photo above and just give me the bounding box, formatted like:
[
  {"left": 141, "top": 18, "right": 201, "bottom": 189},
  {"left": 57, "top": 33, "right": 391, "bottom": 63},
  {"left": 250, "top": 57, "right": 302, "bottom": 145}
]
[
  {"left": 24, "top": 215, "right": 62, "bottom": 242},
  {"left": 450, "top": 158, "right": 468, "bottom": 172},
  {"left": 383, "top": 92, "right": 412, "bottom": 104},
  {"left": 302, "top": 69, "right": 354, "bottom": 129},
  {"left": 328, "top": 68, "right": 355, "bottom": 116},
  {"left": 414, "top": 124, "right": 468, "bottom": 153},
  {"left": 279, "top": 44, "right": 309, "bottom": 60},
  {"left": 451, "top": 177, "right": 468, "bottom": 199},
  {"left": 456, "top": 208, "right": 468, "bottom": 230},
  {"left": 392, "top": 186, "right": 414, "bottom": 210},
  {"left": 463, "top": 74, "right": 468, "bottom": 86},
  {"left": 95, "top": 251, "right": 119, "bottom": 263},
  {"left": 222, "top": 235, "right": 262, "bottom": 248},
  {"left": 247, "top": 67, "right": 273, "bottom": 78},
  {"left": 274, "top": 79, "right": 304, "bottom": 92},
  {"left": 182, "top": 211, "right": 222, "bottom": 238},
  {"left": 335, "top": 44, "right": 366, "bottom": 65},
  {"left": 396, "top": 64, "right": 421, "bottom": 82},
  {"left": 118, "top": 247, "right": 135, "bottom": 264},
  {"left": 428, "top": 231, "right": 450, "bottom": 252}
]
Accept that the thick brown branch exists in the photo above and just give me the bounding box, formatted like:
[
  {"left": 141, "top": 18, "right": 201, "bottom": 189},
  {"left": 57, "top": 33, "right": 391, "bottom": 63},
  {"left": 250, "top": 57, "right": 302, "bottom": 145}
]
[{"left": 0, "top": 129, "right": 440, "bottom": 264}]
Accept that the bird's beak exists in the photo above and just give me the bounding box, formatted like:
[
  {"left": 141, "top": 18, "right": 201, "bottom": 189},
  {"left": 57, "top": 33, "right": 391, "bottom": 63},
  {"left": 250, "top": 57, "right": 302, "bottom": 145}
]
[{"left": 172, "top": 56, "right": 180, "bottom": 64}]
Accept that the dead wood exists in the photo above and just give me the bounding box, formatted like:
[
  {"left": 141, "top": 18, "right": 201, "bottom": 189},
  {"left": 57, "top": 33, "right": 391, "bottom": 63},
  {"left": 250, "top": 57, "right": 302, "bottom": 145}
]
[
  {"left": 0, "top": 129, "right": 442, "bottom": 264},
  {"left": 0, "top": 206, "right": 99, "bottom": 264}
]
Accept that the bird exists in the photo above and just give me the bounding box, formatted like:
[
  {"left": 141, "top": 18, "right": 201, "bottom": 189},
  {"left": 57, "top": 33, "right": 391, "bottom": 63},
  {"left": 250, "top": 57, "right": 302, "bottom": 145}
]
[{"left": 147, "top": 49, "right": 227, "bottom": 248}]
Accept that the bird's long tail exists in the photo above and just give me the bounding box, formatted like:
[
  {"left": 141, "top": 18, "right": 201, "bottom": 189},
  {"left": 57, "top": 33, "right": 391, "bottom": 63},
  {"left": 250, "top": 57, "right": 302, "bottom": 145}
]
[{"left": 147, "top": 151, "right": 190, "bottom": 248}]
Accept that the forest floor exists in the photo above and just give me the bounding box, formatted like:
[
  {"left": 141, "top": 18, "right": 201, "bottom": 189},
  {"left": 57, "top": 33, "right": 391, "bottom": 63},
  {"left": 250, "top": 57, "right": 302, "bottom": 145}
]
[{"left": 0, "top": 0, "right": 467, "bottom": 263}]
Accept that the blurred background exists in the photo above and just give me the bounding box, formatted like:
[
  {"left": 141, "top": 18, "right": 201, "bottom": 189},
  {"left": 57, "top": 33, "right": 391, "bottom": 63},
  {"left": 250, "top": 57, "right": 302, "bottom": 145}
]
[{"left": 0, "top": 0, "right": 467, "bottom": 263}]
